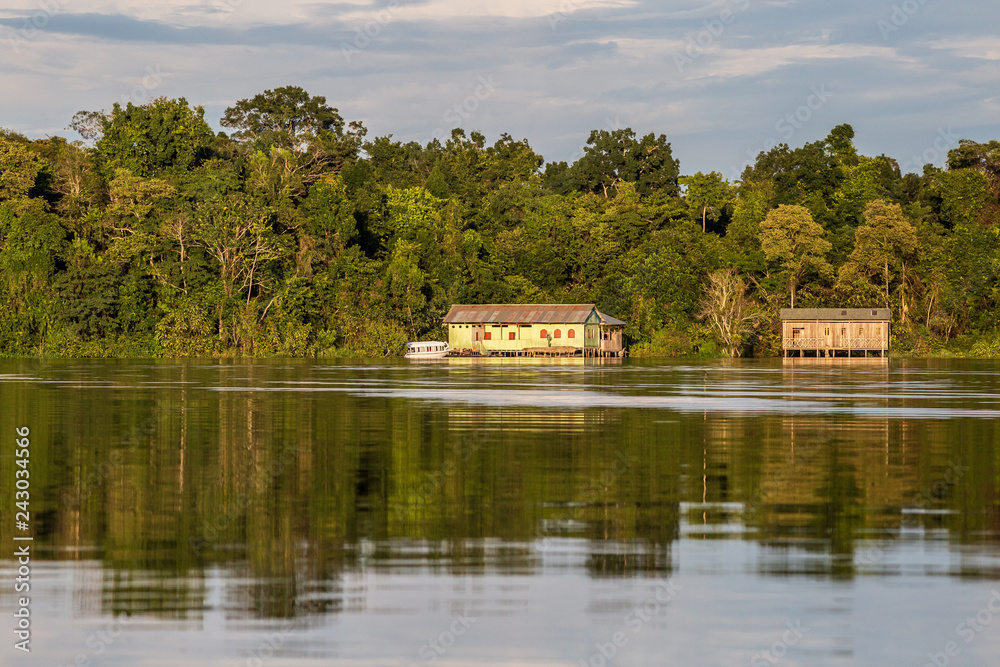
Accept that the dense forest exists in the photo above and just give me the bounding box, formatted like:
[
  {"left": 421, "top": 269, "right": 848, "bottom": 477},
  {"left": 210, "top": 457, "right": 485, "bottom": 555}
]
[{"left": 0, "top": 85, "right": 998, "bottom": 358}]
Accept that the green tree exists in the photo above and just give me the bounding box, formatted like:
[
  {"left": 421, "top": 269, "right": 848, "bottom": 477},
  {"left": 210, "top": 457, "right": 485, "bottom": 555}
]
[
  {"left": 96, "top": 98, "right": 215, "bottom": 177},
  {"left": 299, "top": 176, "right": 358, "bottom": 274},
  {"left": 836, "top": 200, "right": 918, "bottom": 313},
  {"left": 221, "top": 85, "right": 344, "bottom": 149},
  {"left": 223, "top": 86, "right": 366, "bottom": 199},
  {"left": 571, "top": 128, "right": 680, "bottom": 198},
  {"left": 681, "top": 171, "right": 730, "bottom": 232},
  {"left": 0, "top": 134, "right": 40, "bottom": 201},
  {"left": 759, "top": 204, "right": 832, "bottom": 308},
  {"left": 28, "top": 136, "right": 102, "bottom": 218},
  {"left": 832, "top": 155, "right": 899, "bottom": 228},
  {"left": 698, "top": 268, "right": 766, "bottom": 357},
  {"left": 726, "top": 178, "right": 774, "bottom": 274},
  {"left": 385, "top": 239, "right": 427, "bottom": 337},
  {"left": 192, "top": 195, "right": 282, "bottom": 302}
]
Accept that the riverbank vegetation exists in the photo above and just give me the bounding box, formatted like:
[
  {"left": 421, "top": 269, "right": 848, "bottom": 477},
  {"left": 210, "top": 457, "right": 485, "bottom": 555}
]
[{"left": 0, "top": 87, "right": 997, "bottom": 357}]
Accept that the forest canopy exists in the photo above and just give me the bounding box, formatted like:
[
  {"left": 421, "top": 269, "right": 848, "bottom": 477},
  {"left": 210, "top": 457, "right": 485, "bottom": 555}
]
[{"left": 1, "top": 86, "right": 998, "bottom": 358}]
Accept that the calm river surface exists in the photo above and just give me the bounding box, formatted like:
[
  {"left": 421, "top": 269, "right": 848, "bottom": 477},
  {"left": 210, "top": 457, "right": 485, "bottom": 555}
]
[{"left": 2, "top": 358, "right": 1000, "bottom": 666}]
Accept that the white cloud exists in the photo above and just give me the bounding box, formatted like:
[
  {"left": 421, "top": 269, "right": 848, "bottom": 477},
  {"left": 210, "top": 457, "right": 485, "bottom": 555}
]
[
  {"left": 929, "top": 36, "right": 1000, "bottom": 61},
  {"left": 689, "top": 43, "right": 916, "bottom": 80},
  {"left": 0, "top": 0, "right": 640, "bottom": 25},
  {"left": 0, "top": 0, "right": 998, "bottom": 176}
]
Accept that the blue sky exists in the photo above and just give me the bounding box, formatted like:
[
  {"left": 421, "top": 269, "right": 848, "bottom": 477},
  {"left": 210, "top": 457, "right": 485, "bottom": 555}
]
[{"left": 1, "top": 0, "right": 997, "bottom": 178}]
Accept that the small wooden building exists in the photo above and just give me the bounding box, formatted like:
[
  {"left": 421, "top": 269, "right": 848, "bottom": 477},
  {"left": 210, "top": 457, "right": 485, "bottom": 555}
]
[
  {"left": 443, "top": 304, "right": 626, "bottom": 357},
  {"left": 780, "top": 308, "right": 891, "bottom": 358}
]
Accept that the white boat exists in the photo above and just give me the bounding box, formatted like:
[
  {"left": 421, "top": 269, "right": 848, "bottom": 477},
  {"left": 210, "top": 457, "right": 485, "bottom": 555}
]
[{"left": 404, "top": 341, "right": 452, "bottom": 359}]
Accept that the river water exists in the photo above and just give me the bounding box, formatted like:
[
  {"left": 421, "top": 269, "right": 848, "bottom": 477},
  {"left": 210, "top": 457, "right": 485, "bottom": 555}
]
[{"left": 1, "top": 358, "right": 999, "bottom": 666}]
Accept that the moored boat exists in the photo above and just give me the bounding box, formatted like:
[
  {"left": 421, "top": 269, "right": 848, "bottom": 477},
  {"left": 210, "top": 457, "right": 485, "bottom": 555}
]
[{"left": 404, "top": 341, "right": 452, "bottom": 359}]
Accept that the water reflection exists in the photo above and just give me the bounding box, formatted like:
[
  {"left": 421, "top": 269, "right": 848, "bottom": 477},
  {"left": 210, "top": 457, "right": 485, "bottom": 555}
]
[{"left": 1, "top": 359, "right": 999, "bottom": 665}]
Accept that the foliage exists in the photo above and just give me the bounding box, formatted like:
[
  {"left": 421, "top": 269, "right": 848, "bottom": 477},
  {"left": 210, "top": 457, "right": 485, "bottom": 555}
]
[
  {"left": 759, "top": 204, "right": 832, "bottom": 308},
  {"left": 570, "top": 128, "right": 680, "bottom": 198},
  {"left": 680, "top": 171, "right": 731, "bottom": 232},
  {"left": 698, "top": 268, "right": 766, "bottom": 357},
  {"left": 96, "top": 97, "right": 215, "bottom": 177},
  {"left": 0, "top": 135, "right": 41, "bottom": 201},
  {"left": 836, "top": 200, "right": 918, "bottom": 312},
  {"left": 1, "top": 94, "right": 999, "bottom": 357},
  {"left": 221, "top": 85, "right": 345, "bottom": 149}
]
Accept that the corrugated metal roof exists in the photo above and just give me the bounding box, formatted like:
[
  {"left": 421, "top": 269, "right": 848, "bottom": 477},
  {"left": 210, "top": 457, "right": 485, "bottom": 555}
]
[
  {"left": 444, "top": 304, "right": 600, "bottom": 324},
  {"left": 597, "top": 310, "right": 626, "bottom": 326},
  {"left": 780, "top": 308, "right": 892, "bottom": 321}
]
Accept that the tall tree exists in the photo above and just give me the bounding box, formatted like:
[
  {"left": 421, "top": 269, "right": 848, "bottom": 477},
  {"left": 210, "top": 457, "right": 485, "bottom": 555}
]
[
  {"left": 0, "top": 134, "right": 40, "bottom": 201},
  {"left": 192, "top": 195, "right": 282, "bottom": 303},
  {"left": 222, "top": 86, "right": 366, "bottom": 191},
  {"left": 222, "top": 85, "right": 345, "bottom": 150},
  {"left": 759, "top": 204, "right": 832, "bottom": 308},
  {"left": 571, "top": 128, "right": 680, "bottom": 198},
  {"left": 681, "top": 171, "right": 730, "bottom": 232},
  {"left": 837, "top": 200, "right": 918, "bottom": 314},
  {"left": 698, "top": 268, "right": 766, "bottom": 357},
  {"left": 96, "top": 97, "right": 215, "bottom": 178}
]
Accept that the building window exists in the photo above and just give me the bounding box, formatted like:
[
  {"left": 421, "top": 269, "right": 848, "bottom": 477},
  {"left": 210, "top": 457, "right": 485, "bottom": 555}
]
[
  {"left": 508, "top": 332, "right": 516, "bottom": 340},
  {"left": 484, "top": 332, "right": 491, "bottom": 341},
  {"left": 859, "top": 327, "right": 864, "bottom": 336},
  {"left": 554, "top": 329, "right": 562, "bottom": 339},
  {"left": 841, "top": 328, "right": 846, "bottom": 337},
  {"left": 568, "top": 329, "right": 576, "bottom": 339},
  {"left": 824, "top": 327, "right": 830, "bottom": 336},
  {"left": 540, "top": 329, "right": 547, "bottom": 339}
]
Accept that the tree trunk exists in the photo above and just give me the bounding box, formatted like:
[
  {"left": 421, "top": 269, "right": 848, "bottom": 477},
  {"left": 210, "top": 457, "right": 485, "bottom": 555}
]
[
  {"left": 790, "top": 279, "right": 796, "bottom": 309},
  {"left": 884, "top": 260, "right": 890, "bottom": 309},
  {"left": 702, "top": 206, "right": 706, "bottom": 233},
  {"left": 900, "top": 260, "right": 908, "bottom": 323}
]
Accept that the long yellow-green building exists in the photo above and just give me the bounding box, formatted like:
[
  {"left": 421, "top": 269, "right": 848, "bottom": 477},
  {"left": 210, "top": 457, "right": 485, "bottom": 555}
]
[{"left": 443, "top": 304, "right": 626, "bottom": 357}]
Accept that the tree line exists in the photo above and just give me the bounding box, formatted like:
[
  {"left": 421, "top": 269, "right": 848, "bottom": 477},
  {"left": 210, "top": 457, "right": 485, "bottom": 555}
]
[{"left": 0, "top": 85, "right": 997, "bottom": 357}]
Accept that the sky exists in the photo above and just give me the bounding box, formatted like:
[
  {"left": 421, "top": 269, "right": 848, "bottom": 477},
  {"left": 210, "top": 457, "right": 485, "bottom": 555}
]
[{"left": 0, "top": 0, "right": 998, "bottom": 179}]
